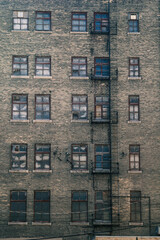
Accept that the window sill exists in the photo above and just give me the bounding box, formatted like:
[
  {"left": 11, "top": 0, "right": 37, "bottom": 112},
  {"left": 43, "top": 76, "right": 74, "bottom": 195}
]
[
  {"left": 34, "top": 31, "right": 52, "bottom": 34},
  {"left": 8, "top": 222, "right": 28, "bottom": 225},
  {"left": 128, "top": 121, "right": 141, "bottom": 124},
  {"left": 93, "top": 169, "right": 110, "bottom": 174},
  {"left": 129, "top": 222, "right": 143, "bottom": 226},
  {"left": 11, "top": 75, "right": 29, "bottom": 79},
  {"left": 11, "top": 30, "right": 30, "bottom": 32},
  {"left": 70, "top": 31, "right": 89, "bottom": 34},
  {"left": 10, "top": 120, "right": 29, "bottom": 123},
  {"left": 33, "top": 170, "right": 52, "bottom": 173},
  {"left": 70, "top": 170, "right": 89, "bottom": 173},
  {"left": 128, "top": 170, "right": 142, "bottom": 174},
  {"left": 9, "top": 170, "right": 29, "bottom": 173},
  {"left": 33, "top": 120, "right": 52, "bottom": 123},
  {"left": 32, "top": 222, "right": 51, "bottom": 226},
  {"left": 71, "top": 120, "right": 89, "bottom": 123},
  {"left": 69, "top": 76, "right": 89, "bottom": 80},
  {"left": 93, "top": 220, "right": 112, "bottom": 226},
  {"left": 70, "top": 222, "right": 89, "bottom": 226},
  {"left": 128, "top": 77, "right": 141, "bottom": 80},
  {"left": 34, "top": 76, "right": 52, "bottom": 79},
  {"left": 127, "top": 32, "right": 140, "bottom": 35}
]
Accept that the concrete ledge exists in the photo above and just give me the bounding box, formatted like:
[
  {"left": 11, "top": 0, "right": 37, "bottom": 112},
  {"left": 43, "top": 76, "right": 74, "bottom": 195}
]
[
  {"left": 70, "top": 31, "right": 89, "bottom": 34},
  {"left": 10, "top": 120, "right": 29, "bottom": 123},
  {"left": 93, "top": 169, "right": 110, "bottom": 174},
  {"left": 128, "top": 121, "right": 141, "bottom": 124},
  {"left": 33, "top": 170, "right": 52, "bottom": 173},
  {"left": 9, "top": 170, "right": 29, "bottom": 173},
  {"left": 127, "top": 32, "right": 140, "bottom": 35},
  {"left": 70, "top": 222, "right": 89, "bottom": 226},
  {"left": 33, "top": 120, "right": 52, "bottom": 123},
  {"left": 11, "top": 75, "right": 29, "bottom": 79},
  {"left": 128, "top": 170, "right": 142, "bottom": 174},
  {"left": 70, "top": 76, "right": 89, "bottom": 80},
  {"left": 32, "top": 222, "right": 51, "bottom": 226},
  {"left": 34, "top": 31, "right": 52, "bottom": 34},
  {"left": 93, "top": 220, "right": 112, "bottom": 226},
  {"left": 128, "top": 77, "right": 142, "bottom": 80},
  {"left": 129, "top": 222, "right": 144, "bottom": 226},
  {"left": 34, "top": 76, "right": 52, "bottom": 79},
  {"left": 8, "top": 222, "right": 28, "bottom": 225},
  {"left": 70, "top": 170, "right": 89, "bottom": 173},
  {"left": 71, "top": 120, "right": 89, "bottom": 123},
  {"left": 11, "top": 30, "right": 30, "bottom": 32}
]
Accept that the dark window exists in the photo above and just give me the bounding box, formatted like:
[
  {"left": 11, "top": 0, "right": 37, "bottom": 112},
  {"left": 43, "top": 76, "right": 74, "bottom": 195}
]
[
  {"left": 72, "top": 57, "right": 87, "bottom": 76},
  {"left": 129, "top": 145, "right": 140, "bottom": 170},
  {"left": 36, "top": 12, "right": 51, "bottom": 31},
  {"left": 34, "top": 191, "right": 50, "bottom": 222},
  {"left": 95, "top": 96, "right": 109, "bottom": 120},
  {"left": 35, "top": 95, "right": 50, "bottom": 120},
  {"left": 95, "top": 191, "right": 111, "bottom": 221},
  {"left": 35, "top": 144, "right": 51, "bottom": 170},
  {"left": 12, "top": 56, "right": 28, "bottom": 76},
  {"left": 95, "top": 145, "right": 110, "bottom": 170},
  {"left": 95, "top": 58, "right": 109, "bottom": 77},
  {"left": 129, "top": 58, "right": 140, "bottom": 77},
  {"left": 10, "top": 191, "right": 27, "bottom": 222},
  {"left": 13, "top": 11, "right": 29, "bottom": 30},
  {"left": 72, "top": 145, "right": 87, "bottom": 170},
  {"left": 130, "top": 191, "right": 141, "bottom": 222},
  {"left": 35, "top": 57, "right": 51, "bottom": 76},
  {"left": 128, "top": 13, "right": 139, "bottom": 32},
  {"left": 129, "top": 96, "right": 139, "bottom": 121},
  {"left": 94, "top": 13, "right": 109, "bottom": 32},
  {"left": 12, "top": 94, "right": 28, "bottom": 120},
  {"left": 11, "top": 144, "right": 27, "bottom": 170},
  {"left": 72, "top": 13, "right": 87, "bottom": 32},
  {"left": 71, "top": 191, "right": 88, "bottom": 222},
  {"left": 72, "top": 95, "right": 88, "bottom": 120}
]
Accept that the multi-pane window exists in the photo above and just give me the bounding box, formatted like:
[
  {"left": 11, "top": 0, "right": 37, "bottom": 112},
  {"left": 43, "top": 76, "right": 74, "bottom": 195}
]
[
  {"left": 36, "top": 12, "right": 51, "bottom": 31},
  {"left": 95, "top": 145, "right": 110, "bottom": 170},
  {"left": 129, "top": 96, "right": 139, "bottom": 121},
  {"left": 35, "top": 57, "right": 51, "bottom": 76},
  {"left": 11, "top": 144, "right": 27, "bottom": 170},
  {"left": 72, "top": 57, "right": 87, "bottom": 77},
  {"left": 94, "top": 13, "right": 109, "bottom": 33},
  {"left": 129, "top": 58, "right": 140, "bottom": 77},
  {"left": 130, "top": 191, "right": 141, "bottom": 222},
  {"left": 129, "top": 145, "right": 140, "bottom": 170},
  {"left": 13, "top": 11, "right": 29, "bottom": 30},
  {"left": 35, "top": 144, "right": 51, "bottom": 170},
  {"left": 72, "top": 145, "right": 87, "bottom": 170},
  {"left": 95, "top": 58, "right": 109, "bottom": 77},
  {"left": 10, "top": 191, "right": 27, "bottom": 222},
  {"left": 12, "top": 56, "right": 28, "bottom": 76},
  {"left": 72, "top": 13, "right": 87, "bottom": 32},
  {"left": 71, "top": 191, "right": 88, "bottom": 222},
  {"left": 95, "top": 191, "right": 111, "bottom": 222},
  {"left": 95, "top": 96, "right": 109, "bottom": 120},
  {"left": 35, "top": 95, "right": 50, "bottom": 120},
  {"left": 72, "top": 95, "right": 88, "bottom": 120},
  {"left": 34, "top": 191, "right": 50, "bottom": 222},
  {"left": 12, "top": 94, "right": 28, "bottom": 120},
  {"left": 128, "top": 13, "right": 139, "bottom": 32}
]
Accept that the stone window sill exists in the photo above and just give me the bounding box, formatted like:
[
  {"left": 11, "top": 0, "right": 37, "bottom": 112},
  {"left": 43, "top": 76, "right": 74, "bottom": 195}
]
[
  {"left": 11, "top": 30, "right": 30, "bottom": 32},
  {"left": 128, "top": 77, "right": 141, "bottom": 80},
  {"left": 129, "top": 222, "right": 143, "bottom": 226},
  {"left": 34, "top": 31, "right": 52, "bottom": 34},
  {"left": 9, "top": 170, "right": 29, "bottom": 173},
  {"left": 127, "top": 32, "right": 140, "bottom": 35},
  {"left": 93, "top": 220, "right": 112, "bottom": 226},
  {"left": 70, "top": 170, "right": 89, "bottom": 173},
  {"left": 71, "top": 120, "right": 89, "bottom": 123},
  {"left": 33, "top": 120, "right": 52, "bottom": 123},
  {"left": 69, "top": 76, "right": 89, "bottom": 80},
  {"left": 93, "top": 169, "right": 110, "bottom": 174},
  {"left": 34, "top": 76, "right": 52, "bottom": 79},
  {"left": 70, "top": 31, "right": 89, "bottom": 34},
  {"left": 128, "top": 170, "right": 142, "bottom": 174},
  {"left": 33, "top": 170, "right": 52, "bottom": 173},
  {"left": 11, "top": 75, "right": 29, "bottom": 79},
  {"left": 70, "top": 222, "right": 89, "bottom": 226},
  {"left": 10, "top": 120, "right": 29, "bottom": 123},
  {"left": 8, "top": 222, "right": 28, "bottom": 225},
  {"left": 32, "top": 222, "right": 51, "bottom": 226},
  {"left": 128, "top": 121, "right": 141, "bottom": 124}
]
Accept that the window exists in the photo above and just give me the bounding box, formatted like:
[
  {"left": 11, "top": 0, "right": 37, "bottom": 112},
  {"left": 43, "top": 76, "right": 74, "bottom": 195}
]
[
  {"left": 129, "top": 96, "right": 139, "bottom": 121},
  {"left": 130, "top": 191, "right": 141, "bottom": 222},
  {"left": 13, "top": 11, "right": 29, "bottom": 30},
  {"left": 71, "top": 13, "right": 87, "bottom": 32},
  {"left": 35, "top": 57, "right": 51, "bottom": 76},
  {"left": 94, "top": 13, "right": 109, "bottom": 33},
  {"left": 95, "top": 191, "right": 111, "bottom": 222},
  {"left": 71, "top": 191, "right": 88, "bottom": 222},
  {"left": 12, "top": 56, "right": 28, "bottom": 76},
  {"left": 129, "top": 145, "right": 140, "bottom": 170},
  {"left": 72, "top": 57, "right": 87, "bottom": 77},
  {"left": 35, "top": 144, "right": 51, "bottom": 170},
  {"left": 128, "top": 13, "right": 139, "bottom": 32},
  {"left": 11, "top": 144, "right": 27, "bottom": 170},
  {"left": 71, "top": 145, "right": 88, "bottom": 170},
  {"left": 34, "top": 191, "right": 50, "bottom": 222},
  {"left": 95, "top": 58, "right": 109, "bottom": 77},
  {"left": 95, "top": 96, "right": 109, "bottom": 120},
  {"left": 10, "top": 191, "right": 27, "bottom": 222},
  {"left": 72, "top": 95, "right": 88, "bottom": 120},
  {"left": 129, "top": 58, "right": 140, "bottom": 77},
  {"left": 95, "top": 145, "right": 110, "bottom": 170},
  {"left": 12, "top": 94, "right": 28, "bottom": 120},
  {"left": 36, "top": 12, "right": 51, "bottom": 31},
  {"left": 35, "top": 95, "right": 50, "bottom": 120}
]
